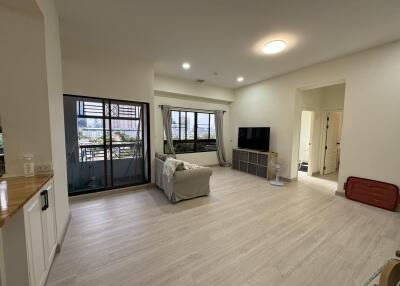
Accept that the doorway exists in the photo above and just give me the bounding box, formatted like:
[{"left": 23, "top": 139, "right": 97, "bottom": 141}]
[
  {"left": 296, "top": 82, "right": 345, "bottom": 191},
  {"left": 298, "top": 110, "right": 314, "bottom": 177},
  {"left": 63, "top": 95, "right": 151, "bottom": 196}
]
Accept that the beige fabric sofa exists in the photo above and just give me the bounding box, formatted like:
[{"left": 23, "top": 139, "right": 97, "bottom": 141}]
[{"left": 155, "top": 156, "right": 213, "bottom": 203}]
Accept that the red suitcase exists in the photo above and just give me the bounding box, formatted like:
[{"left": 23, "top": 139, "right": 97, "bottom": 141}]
[{"left": 344, "top": 176, "right": 399, "bottom": 211}]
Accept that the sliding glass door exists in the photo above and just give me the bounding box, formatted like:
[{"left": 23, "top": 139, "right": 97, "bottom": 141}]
[{"left": 64, "top": 95, "right": 150, "bottom": 195}]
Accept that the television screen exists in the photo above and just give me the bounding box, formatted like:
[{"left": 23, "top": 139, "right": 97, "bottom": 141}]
[{"left": 238, "top": 127, "right": 270, "bottom": 151}]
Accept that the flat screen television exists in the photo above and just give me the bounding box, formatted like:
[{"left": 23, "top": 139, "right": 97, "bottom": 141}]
[{"left": 238, "top": 127, "right": 270, "bottom": 151}]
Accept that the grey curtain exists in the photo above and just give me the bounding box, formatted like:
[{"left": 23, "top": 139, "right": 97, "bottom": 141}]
[
  {"left": 161, "top": 105, "right": 175, "bottom": 155},
  {"left": 214, "top": 110, "right": 230, "bottom": 167}
]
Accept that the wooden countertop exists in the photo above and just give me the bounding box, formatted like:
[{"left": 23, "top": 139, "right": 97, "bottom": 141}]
[{"left": 0, "top": 174, "right": 53, "bottom": 227}]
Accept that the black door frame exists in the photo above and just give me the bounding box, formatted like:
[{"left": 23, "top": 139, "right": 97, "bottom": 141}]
[{"left": 64, "top": 94, "right": 151, "bottom": 196}]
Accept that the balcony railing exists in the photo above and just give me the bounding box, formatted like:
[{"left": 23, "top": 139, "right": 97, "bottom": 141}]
[{"left": 79, "top": 142, "right": 143, "bottom": 162}]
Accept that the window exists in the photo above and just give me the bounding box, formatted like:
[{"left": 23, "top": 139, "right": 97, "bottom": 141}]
[{"left": 164, "top": 111, "right": 216, "bottom": 154}]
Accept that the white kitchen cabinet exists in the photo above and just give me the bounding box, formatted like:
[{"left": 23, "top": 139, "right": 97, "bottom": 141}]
[
  {"left": 42, "top": 182, "right": 57, "bottom": 269},
  {"left": 24, "top": 190, "right": 47, "bottom": 286},
  {"left": 24, "top": 178, "right": 57, "bottom": 286},
  {"left": 0, "top": 177, "right": 57, "bottom": 286}
]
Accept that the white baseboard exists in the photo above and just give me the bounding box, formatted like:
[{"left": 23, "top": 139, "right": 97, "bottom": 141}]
[
  {"left": 334, "top": 190, "right": 346, "bottom": 198},
  {"left": 281, "top": 177, "right": 297, "bottom": 182},
  {"left": 56, "top": 211, "right": 71, "bottom": 252}
]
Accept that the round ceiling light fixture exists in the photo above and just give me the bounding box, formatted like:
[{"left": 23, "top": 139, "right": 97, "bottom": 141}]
[
  {"left": 262, "top": 40, "right": 287, "bottom": 54},
  {"left": 237, "top": 76, "right": 244, "bottom": 82},
  {"left": 182, "top": 62, "right": 191, "bottom": 70}
]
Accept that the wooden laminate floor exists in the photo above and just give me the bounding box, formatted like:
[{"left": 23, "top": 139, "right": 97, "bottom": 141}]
[{"left": 46, "top": 167, "right": 400, "bottom": 286}]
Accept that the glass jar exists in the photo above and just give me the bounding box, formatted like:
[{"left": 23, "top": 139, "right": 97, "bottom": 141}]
[{"left": 22, "top": 154, "right": 34, "bottom": 177}]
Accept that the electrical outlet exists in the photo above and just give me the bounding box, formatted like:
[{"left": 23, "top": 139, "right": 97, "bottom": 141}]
[{"left": 35, "top": 163, "right": 53, "bottom": 174}]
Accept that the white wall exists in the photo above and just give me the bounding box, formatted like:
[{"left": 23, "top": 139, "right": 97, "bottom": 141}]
[
  {"left": 0, "top": 0, "right": 70, "bottom": 244},
  {"left": 35, "top": 0, "right": 70, "bottom": 244},
  {"left": 233, "top": 41, "right": 400, "bottom": 193},
  {"left": 298, "top": 111, "right": 312, "bottom": 162},
  {"left": 154, "top": 91, "right": 232, "bottom": 166},
  {"left": 155, "top": 75, "right": 235, "bottom": 102},
  {"left": 63, "top": 56, "right": 154, "bottom": 104},
  {"left": 321, "top": 84, "right": 345, "bottom": 110},
  {"left": 62, "top": 53, "right": 155, "bottom": 180},
  {"left": 0, "top": 4, "right": 52, "bottom": 176},
  {"left": 298, "top": 89, "right": 323, "bottom": 174}
]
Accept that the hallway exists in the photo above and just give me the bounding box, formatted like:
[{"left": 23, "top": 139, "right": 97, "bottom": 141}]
[{"left": 298, "top": 171, "right": 339, "bottom": 193}]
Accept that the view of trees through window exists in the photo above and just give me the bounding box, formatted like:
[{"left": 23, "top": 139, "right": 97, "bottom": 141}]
[{"left": 165, "top": 110, "right": 216, "bottom": 154}]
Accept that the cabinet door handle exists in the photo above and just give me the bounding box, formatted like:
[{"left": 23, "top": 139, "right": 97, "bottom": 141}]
[
  {"left": 40, "top": 190, "right": 47, "bottom": 211},
  {"left": 40, "top": 190, "right": 49, "bottom": 211},
  {"left": 45, "top": 190, "right": 49, "bottom": 210}
]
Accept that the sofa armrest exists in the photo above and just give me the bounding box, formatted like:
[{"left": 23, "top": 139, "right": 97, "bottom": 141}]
[
  {"left": 174, "top": 167, "right": 212, "bottom": 182},
  {"left": 155, "top": 158, "right": 165, "bottom": 187}
]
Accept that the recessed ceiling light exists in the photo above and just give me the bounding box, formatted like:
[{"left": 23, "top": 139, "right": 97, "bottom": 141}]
[
  {"left": 182, "top": 62, "right": 191, "bottom": 70},
  {"left": 262, "top": 40, "right": 287, "bottom": 54},
  {"left": 237, "top": 77, "right": 244, "bottom": 82}
]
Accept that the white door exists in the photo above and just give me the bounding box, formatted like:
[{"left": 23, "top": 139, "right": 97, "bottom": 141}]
[
  {"left": 43, "top": 182, "right": 57, "bottom": 268},
  {"left": 24, "top": 192, "right": 47, "bottom": 286},
  {"left": 323, "top": 112, "right": 341, "bottom": 174}
]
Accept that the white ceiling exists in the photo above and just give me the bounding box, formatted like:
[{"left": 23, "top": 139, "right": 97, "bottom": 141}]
[{"left": 56, "top": 0, "right": 400, "bottom": 88}]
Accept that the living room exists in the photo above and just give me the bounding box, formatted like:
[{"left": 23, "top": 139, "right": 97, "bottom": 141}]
[{"left": 0, "top": 1, "right": 399, "bottom": 286}]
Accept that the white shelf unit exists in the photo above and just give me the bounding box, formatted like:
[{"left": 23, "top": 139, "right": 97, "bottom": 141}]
[{"left": 232, "top": 148, "right": 277, "bottom": 180}]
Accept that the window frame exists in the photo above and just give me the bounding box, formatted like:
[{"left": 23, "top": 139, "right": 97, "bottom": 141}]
[{"left": 164, "top": 110, "right": 216, "bottom": 154}]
